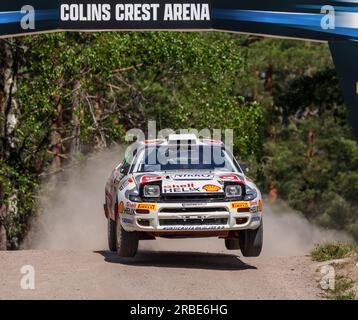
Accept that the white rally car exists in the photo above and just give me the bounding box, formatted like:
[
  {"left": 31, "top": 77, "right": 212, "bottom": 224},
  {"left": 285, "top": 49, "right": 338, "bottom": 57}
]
[{"left": 104, "top": 134, "right": 263, "bottom": 257}]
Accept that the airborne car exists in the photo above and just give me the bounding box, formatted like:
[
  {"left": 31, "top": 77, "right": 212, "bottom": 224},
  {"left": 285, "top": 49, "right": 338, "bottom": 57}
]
[{"left": 104, "top": 134, "right": 263, "bottom": 257}]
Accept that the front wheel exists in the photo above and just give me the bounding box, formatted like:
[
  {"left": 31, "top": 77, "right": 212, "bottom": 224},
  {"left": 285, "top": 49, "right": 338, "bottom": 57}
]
[
  {"left": 108, "top": 218, "right": 117, "bottom": 252},
  {"left": 225, "top": 238, "right": 240, "bottom": 250},
  {"left": 239, "top": 222, "right": 263, "bottom": 257},
  {"left": 116, "top": 220, "right": 139, "bottom": 257}
]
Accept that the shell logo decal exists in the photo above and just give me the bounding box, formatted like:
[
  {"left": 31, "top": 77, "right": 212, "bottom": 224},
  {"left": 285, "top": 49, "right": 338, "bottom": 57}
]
[{"left": 202, "top": 184, "right": 221, "bottom": 192}]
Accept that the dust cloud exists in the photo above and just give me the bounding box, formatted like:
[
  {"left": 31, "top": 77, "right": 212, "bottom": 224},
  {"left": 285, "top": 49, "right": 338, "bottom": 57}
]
[
  {"left": 24, "top": 147, "right": 125, "bottom": 250},
  {"left": 25, "top": 148, "right": 351, "bottom": 256},
  {"left": 140, "top": 202, "right": 351, "bottom": 257},
  {"left": 261, "top": 201, "right": 351, "bottom": 257}
]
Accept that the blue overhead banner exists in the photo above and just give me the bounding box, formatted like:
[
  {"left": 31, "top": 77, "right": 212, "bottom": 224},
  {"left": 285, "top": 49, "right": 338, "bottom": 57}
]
[
  {"left": 0, "top": 1, "right": 357, "bottom": 138},
  {"left": 212, "top": 0, "right": 358, "bottom": 41},
  {"left": 1, "top": 1, "right": 358, "bottom": 40}
]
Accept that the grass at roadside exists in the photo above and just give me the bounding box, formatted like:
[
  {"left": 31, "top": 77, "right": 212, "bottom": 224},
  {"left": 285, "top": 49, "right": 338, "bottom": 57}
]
[
  {"left": 331, "top": 275, "right": 356, "bottom": 300},
  {"left": 311, "top": 242, "right": 357, "bottom": 262},
  {"left": 311, "top": 242, "right": 357, "bottom": 300}
]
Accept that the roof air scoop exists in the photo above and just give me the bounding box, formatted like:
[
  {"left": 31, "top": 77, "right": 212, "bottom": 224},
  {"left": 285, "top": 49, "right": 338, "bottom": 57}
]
[{"left": 167, "top": 134, "right": 198, "bottom": 145}]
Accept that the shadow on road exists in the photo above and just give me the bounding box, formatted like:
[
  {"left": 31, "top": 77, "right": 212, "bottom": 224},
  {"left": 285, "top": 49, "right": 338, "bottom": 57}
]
[{"left": 95, "top": 250, "right": 257, "bottom": 271}]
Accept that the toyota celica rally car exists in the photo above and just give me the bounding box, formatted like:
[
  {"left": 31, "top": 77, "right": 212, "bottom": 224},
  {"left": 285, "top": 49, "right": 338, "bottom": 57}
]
[{"left": 104, "top": 134, "right": 263, "bottom": 257}]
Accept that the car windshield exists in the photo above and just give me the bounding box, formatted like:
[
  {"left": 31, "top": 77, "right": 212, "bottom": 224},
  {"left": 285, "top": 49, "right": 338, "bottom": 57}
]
[{"left": 132, "top": 145, "right": 238, "bottom": 173}]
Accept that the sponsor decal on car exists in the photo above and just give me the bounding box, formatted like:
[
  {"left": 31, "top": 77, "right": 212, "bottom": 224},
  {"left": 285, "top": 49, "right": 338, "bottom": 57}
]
[
  {"left": 124, "top": 208, "right": 135, "bottom": 215},
  {"left": 119, "top": 177, "right": 135, "bottom": 191},
  {"left": 219, "top": 174, "right": 242, "bottom": 182},
  {"left": 124, "top": 203, "right": 136, "bottom": 215},
  {"left": 126, "top": 202, "right": 137, "bottom": 209},
  {"left": 163, "top": 181, "right": 223, "bottom": 193},
  {"left": 140, "top": 175, "right": 161, "bottom": 185},
  {"left": 173, "top": 174, "right": 214, "bottom": 180},
  {"left": 202, "top": 184, "right": 221, "bottom": 192},
  {"left": 163, "top": 183, "right": 201, "bottom": 193},
  {"left": 181, "top": 202, "right": 208, "bottom": 208},
  {"left": 122, "top": 217, "right": 134, "bottom": 225},
  {"left": 251, "top": 215, "right": 261, "bottom": 222},
  {"left": 137, "top": 203, "right": 157, "bottom": 211},
  {"left": 231, "top": 201, "right": 250, "bottom": 209},
  {"left": 119, "top": 178, "right": 130, "bottom": 191},
  {"left": 162, "top": 225, "right": 225, "bottom": 231},
  {"left": 250, "top": 206, "right": 259, "bottom": 214},
  {"left": 249, "top": 200, "right": 258, "bottom": 206}
]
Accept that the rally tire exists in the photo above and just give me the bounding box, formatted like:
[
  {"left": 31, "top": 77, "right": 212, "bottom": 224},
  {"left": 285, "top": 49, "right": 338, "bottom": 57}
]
[
  {"left": 239, "top": 221, "right": 263, "bottom": 257},
  {"left": 225, "top": 238, "right": 240, "bottom": 250},
  {"left": 108, "top": 218, "right": 117, "bottom": 252},
  {"left": 116, "top": 221, "right": 139, "bottom": 257}
]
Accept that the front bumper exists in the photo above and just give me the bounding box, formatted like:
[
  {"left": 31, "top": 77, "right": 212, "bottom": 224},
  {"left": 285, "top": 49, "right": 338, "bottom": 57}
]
[{"left": 120, "top": 200, "right": 262, "bottom": 233}]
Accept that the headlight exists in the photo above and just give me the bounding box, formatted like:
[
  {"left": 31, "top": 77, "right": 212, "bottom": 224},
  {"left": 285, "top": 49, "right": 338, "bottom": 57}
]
[
  {"left": 244, "top": 187, "right": 257, "bottom": 201},
  {"left": 225, "top": 185, "right": 242, "bottom": 198},
  {"left": 143, "top": 184, "right": 161, "bottom": 198}
]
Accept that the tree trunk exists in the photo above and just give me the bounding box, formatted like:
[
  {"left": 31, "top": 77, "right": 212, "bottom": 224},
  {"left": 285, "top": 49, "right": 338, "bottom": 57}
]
[
  {"left": 264, "top": 66, "right": 273, "bottom": 93},
  {"left": 307, "top": 129, "right": 315, "bottom": 158},
  {"left": 51, "top": 75, "right": 65, "bottom": 171},
  {"left": 0, "top": 185, "right": 7, "bottom": 250},
  {"left": 94, "top": 93, "right": 107, "bottom": 149},
  {"left": 70, "top": 80, "right": 81, "bottom": 155},
  {"left": 268, "top": 183, "right": 278, "bottom": 202},
  {"left": 0, "top": 40, "right": 6, "bottom": 250},
  {"left": 0, "top": 39, "right": 20, "bottom": 250}
]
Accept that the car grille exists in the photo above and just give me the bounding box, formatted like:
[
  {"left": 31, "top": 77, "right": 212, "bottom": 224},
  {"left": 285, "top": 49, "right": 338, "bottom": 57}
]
[
  {"left": 160, "top": 207, "right": 228, "bottom": 213},
  {"left": 159, "top": 218, "right": 228, "bottom": 226},
  {"left": 161, "top": 193, "right": 226, "bottom": 202}
]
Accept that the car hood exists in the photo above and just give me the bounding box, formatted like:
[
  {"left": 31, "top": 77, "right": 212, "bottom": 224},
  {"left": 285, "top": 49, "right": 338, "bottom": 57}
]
[{"left": 132, "top": 171, "right": 247, "bottom": 194}]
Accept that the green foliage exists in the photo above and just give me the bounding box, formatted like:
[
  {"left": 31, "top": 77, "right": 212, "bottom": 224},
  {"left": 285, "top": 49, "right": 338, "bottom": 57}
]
[
  {"left": 311, "top": 242, "right": 357, "bottom": 262},
  {"left": 1, "top": 32, "right": 264, "bottom": 247},
  {"left": 16, "top": 32, "right": 262, "bottom": 154},
  {"left": 331, "top": 275, "right": 356, "bottom": 300},
  {"left": 253, "top": 37, "right": 358, "bottom": 240},
  {"left": 1, "top": 33, "right": 357, "bottom": 247},
  {"left": 261, "top": 107, "right": 358, "bottom": 235},
  {"left": 0, "top": 164, "right": 38, "bottom": 248},
  {"left": 312, "top": 243, "right": 357, "bottom": 300}
]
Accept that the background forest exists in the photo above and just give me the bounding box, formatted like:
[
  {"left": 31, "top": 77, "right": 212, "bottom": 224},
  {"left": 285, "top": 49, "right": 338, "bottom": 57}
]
[{"left": 0, "top": 32, "right": 357, "bottom": 249}]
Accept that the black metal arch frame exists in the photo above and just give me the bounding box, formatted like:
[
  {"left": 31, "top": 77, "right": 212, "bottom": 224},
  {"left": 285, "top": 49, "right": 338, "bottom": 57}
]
[{"left": 1, "top": 0, "right": 357, "bottom": 139}]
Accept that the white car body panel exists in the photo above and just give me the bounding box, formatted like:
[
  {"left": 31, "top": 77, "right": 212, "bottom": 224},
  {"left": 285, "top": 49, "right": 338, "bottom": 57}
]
[{"left": 104, "top": 139, "right": 263, "bottom": 236}]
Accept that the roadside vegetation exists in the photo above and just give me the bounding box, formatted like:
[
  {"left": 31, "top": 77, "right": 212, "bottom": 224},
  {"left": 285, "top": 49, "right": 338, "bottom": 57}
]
[
  {"left": 332, "top": 275, "right": 356, "bottom": 300},
  {"left": 311, "top": 242, "right": 357, "bottom": 262},
  {"left": 312, "top": 242, "right": 357, "bottom": 300},
  {"left": 0, "top": 32, "right": 357, "bottom": 249}
]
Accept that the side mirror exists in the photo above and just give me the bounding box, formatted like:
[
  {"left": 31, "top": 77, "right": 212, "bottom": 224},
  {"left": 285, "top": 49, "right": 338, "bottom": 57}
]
[
  {"left": 240, "top": 164, "right": 249, "bottom": 174},
  {"left": 120, "top": 164, "right": 130, "bottom": 175}
]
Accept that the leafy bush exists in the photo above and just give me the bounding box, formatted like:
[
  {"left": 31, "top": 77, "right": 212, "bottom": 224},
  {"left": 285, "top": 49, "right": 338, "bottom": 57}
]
[
  {"left": 331, "top": 275, "right": 356, "bottom": 300},
  {"left": 311, "top": 242, "right": 357, "bottom": 262}
]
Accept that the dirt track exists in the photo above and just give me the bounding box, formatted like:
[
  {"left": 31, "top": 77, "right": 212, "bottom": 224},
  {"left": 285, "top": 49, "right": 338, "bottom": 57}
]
[
  {"left": 0, "top": 151, "right": 338, "bottom": 300},
  {"left": 0, "top": 238, "right": 322, "bottom": 300}
]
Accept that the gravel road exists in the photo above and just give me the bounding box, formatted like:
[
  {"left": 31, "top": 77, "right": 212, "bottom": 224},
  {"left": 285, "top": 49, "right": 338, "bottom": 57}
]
[
  {"left": 0, "top": 238, "right": 322, "bottom": 300},
  {"left": 1, "top": 150, "right": 344, "bottom": 300}
]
